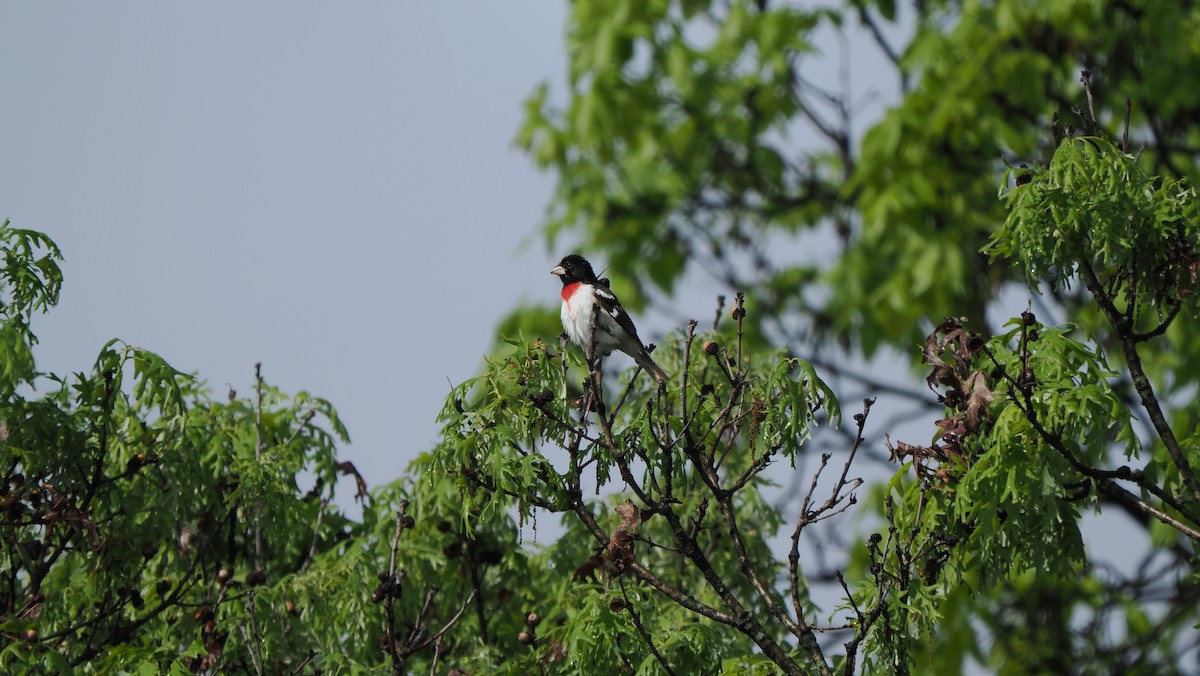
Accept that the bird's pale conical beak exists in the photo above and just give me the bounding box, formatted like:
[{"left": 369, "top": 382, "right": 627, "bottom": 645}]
[{"left": 550, "top": 265, "right": 566, "bottom": 276}]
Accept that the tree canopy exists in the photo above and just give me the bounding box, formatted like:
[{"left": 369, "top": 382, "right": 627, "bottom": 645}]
[{"left": 3, "top": 0, "right": 1199, "bottom": 673}]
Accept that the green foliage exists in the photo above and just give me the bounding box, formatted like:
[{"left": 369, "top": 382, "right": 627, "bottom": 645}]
[
  {"left": 0, "top": 221, "right": 61, "bottom": 398},
  {"left": 427, "top": 315, "right": 840, "bottom": 672},
  {"left": 516, "top": 0, "right": 837, "bottom": 315},
  {"left": 0, "top": 226, "right": 518, "bottom": 673},
  {"left": 889, "top": 318, "right": 1133, "bottom": 597},
  {"left": 992, "top": 136, "right": 1200, "bottom": 310},
  {"left": 515, "top": 0, "right": 1200, "bottom": 671},
  {"left": 864, "top": 127, "right": 1200, "bottom": 674},
  {"left": 7, "top": 0, "right": 1200, "bottom": 672},
  {"left": 518, "top": 0, "right": 1200, "bottom": 359},
  {"left": 0, "top": 330, "right": 367, "bottom": 671}
]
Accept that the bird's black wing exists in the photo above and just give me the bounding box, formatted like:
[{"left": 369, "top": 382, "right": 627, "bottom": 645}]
[{"left": 591, "top": 285, "right": 644, "bottom": 344}]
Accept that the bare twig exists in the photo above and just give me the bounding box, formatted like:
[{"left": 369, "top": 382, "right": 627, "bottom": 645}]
[
  {"left": 856, "top": 6, "right": 901, "bottom": 70},
  {"left": 1080, "top": 70, "right": 1100, "bottom": 134},
  {"left": 619, "top": 578, "right": 677, "bottom": 676},
  {"left": 254, "top": 363, "right": 265, "bottom": 577},
  {"left": 840, "top": 572, "right": 897, "bottom": 675},
  {"left": 408, "top": 588, "right": 477, "bottom": 654},
  {"left": 280, "top": 409, "right": 316, "bottom": 449},
  {"left": 1122, "top": 97, "right": 1131, "bottom": 153},
  {"left": 383, "top": 501, "right": 410, "bottom": 674},
  {"left": 789, "top": 400, "right": 871, "bottom": 655},
  {"left": 298, "top": 498, "right": 330, "bottom": 573},
  {"left": 241, "top": 591, "right": 265, "bottom": 676},
  {"left": 734, "top": 292, "right": 746, "bottom": 375},
  {"left": 715, "top": 492, "right": 828, "bottom": 667}
]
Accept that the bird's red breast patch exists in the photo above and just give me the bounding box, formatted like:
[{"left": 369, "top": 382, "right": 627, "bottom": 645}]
[{"left": 561, "top": 282, "right": 581, "bottom": 308}]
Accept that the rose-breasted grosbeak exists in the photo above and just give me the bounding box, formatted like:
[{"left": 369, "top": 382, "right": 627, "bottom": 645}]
[{"left": 552, "top": 254, "right": 668, "bottom": 387}]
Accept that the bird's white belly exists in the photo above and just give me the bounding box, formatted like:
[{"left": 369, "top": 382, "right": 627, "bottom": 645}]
[{"left": 562, "top": 293, "right": 620, "bottom": 357}]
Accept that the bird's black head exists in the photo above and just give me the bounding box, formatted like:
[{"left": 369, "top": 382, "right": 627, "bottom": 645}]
[{"left": 550, "top": 254, "right": 598, "bottom": 285}]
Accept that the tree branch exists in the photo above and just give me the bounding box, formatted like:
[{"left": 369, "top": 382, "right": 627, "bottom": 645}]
[{"left": 1077, "top": 261, "right": 1200, "bottom": 510}]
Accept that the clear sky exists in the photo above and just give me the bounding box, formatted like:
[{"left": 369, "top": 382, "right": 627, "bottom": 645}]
[{"left": 0, "top": 3, "right": 568, "bottom": 494}]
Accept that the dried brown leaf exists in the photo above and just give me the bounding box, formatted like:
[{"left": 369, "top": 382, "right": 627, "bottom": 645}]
[
  {"left": 607, "top": 526, "right": 636, "bottom": 573},
  {"left": 936, "top": 416, "right": 968, "bottom": 442},
  {"left": 962, "top": 371, "right": 994, "bottom": 432},
  {"left": 615, "top": 500, "right": 639, "bottom": 529},
  {"left": 885, "top": 435, "right": 947, "bottom": 463}
]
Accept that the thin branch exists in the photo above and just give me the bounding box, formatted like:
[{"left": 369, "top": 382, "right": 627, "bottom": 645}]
[
  {"left": 734, "top": 292, "right": 746, "bottom": 374},
  {"left": 790, "top": 400, "right": 871, "bottom": 652},
  {"left": 253, "top": 363, "right": 265, "bottom": 577},
  {"left": 1080, "top": 70, "right": 1100, "bottom": 134},
  {"left": 983, "top": 345, "right": 1200, "bottom": 530},
  {"left": 1097, "top": 481, "right": 1200, "bottom": 540},
  {"left": 1130, "top": 300, "right": 1183, "bottom": 342},
  {"left": 715, "top": 493, "right": 828, "bottom": 668},
  {"left": 841, "top": 574, "right": 897, "bottom": 675},
  {"left": 467, "top": 544, "right": 491, "bottom": 646},
  {"left": 240, "top": 591, "right": 265, "bottom": 676},
  {"left": 280, "top": 409, "right": 316, "bottom": 449},
  {"left": 626, "top": 563, "right": 740, "bottom": 626},
  {"left": 856, "top": 6, "right": 901, "bottom": 69},
  {"left": 408, "top": 588, "right": 477, "bottom": 654},
  {"left": 298, "top": 498, "right": 330, "bottom": 573},
  {"left": 1077, "top": 261, "right": 1200, "bottom": 509},
  {"left": 619, "top": 578, "right": 677, "bottom": 676},
  {"left": 384, "top": 501, "right": 410, "bottom": 674},
  {"left": 1122, "top": 97, "right": 1131, "bottom": 153}
]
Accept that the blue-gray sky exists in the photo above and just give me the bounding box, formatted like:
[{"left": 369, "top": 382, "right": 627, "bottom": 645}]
[{"left": 0, "top": 4, "right": 567, "bottom": 490}]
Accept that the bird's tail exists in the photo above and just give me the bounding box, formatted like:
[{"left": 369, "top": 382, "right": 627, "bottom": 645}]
[{"left": 636, "top": 349, "right": 669, "bottom": 388}]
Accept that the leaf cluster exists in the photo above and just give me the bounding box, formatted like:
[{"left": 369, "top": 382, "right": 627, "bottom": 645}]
[
  {"left": 992, "top": 136, "right": 1200, "bottom": 315},
  {"left": 865, "top": 132, "right": 1200, "bottom": 673},
  {"left": 429, "top": 303, "right": 859, "bottom": 673}
]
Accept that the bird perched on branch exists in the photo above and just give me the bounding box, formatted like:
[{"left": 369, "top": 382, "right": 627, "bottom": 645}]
[{"left": 551, "top": 254, "right": 668, "bottom": 387}]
